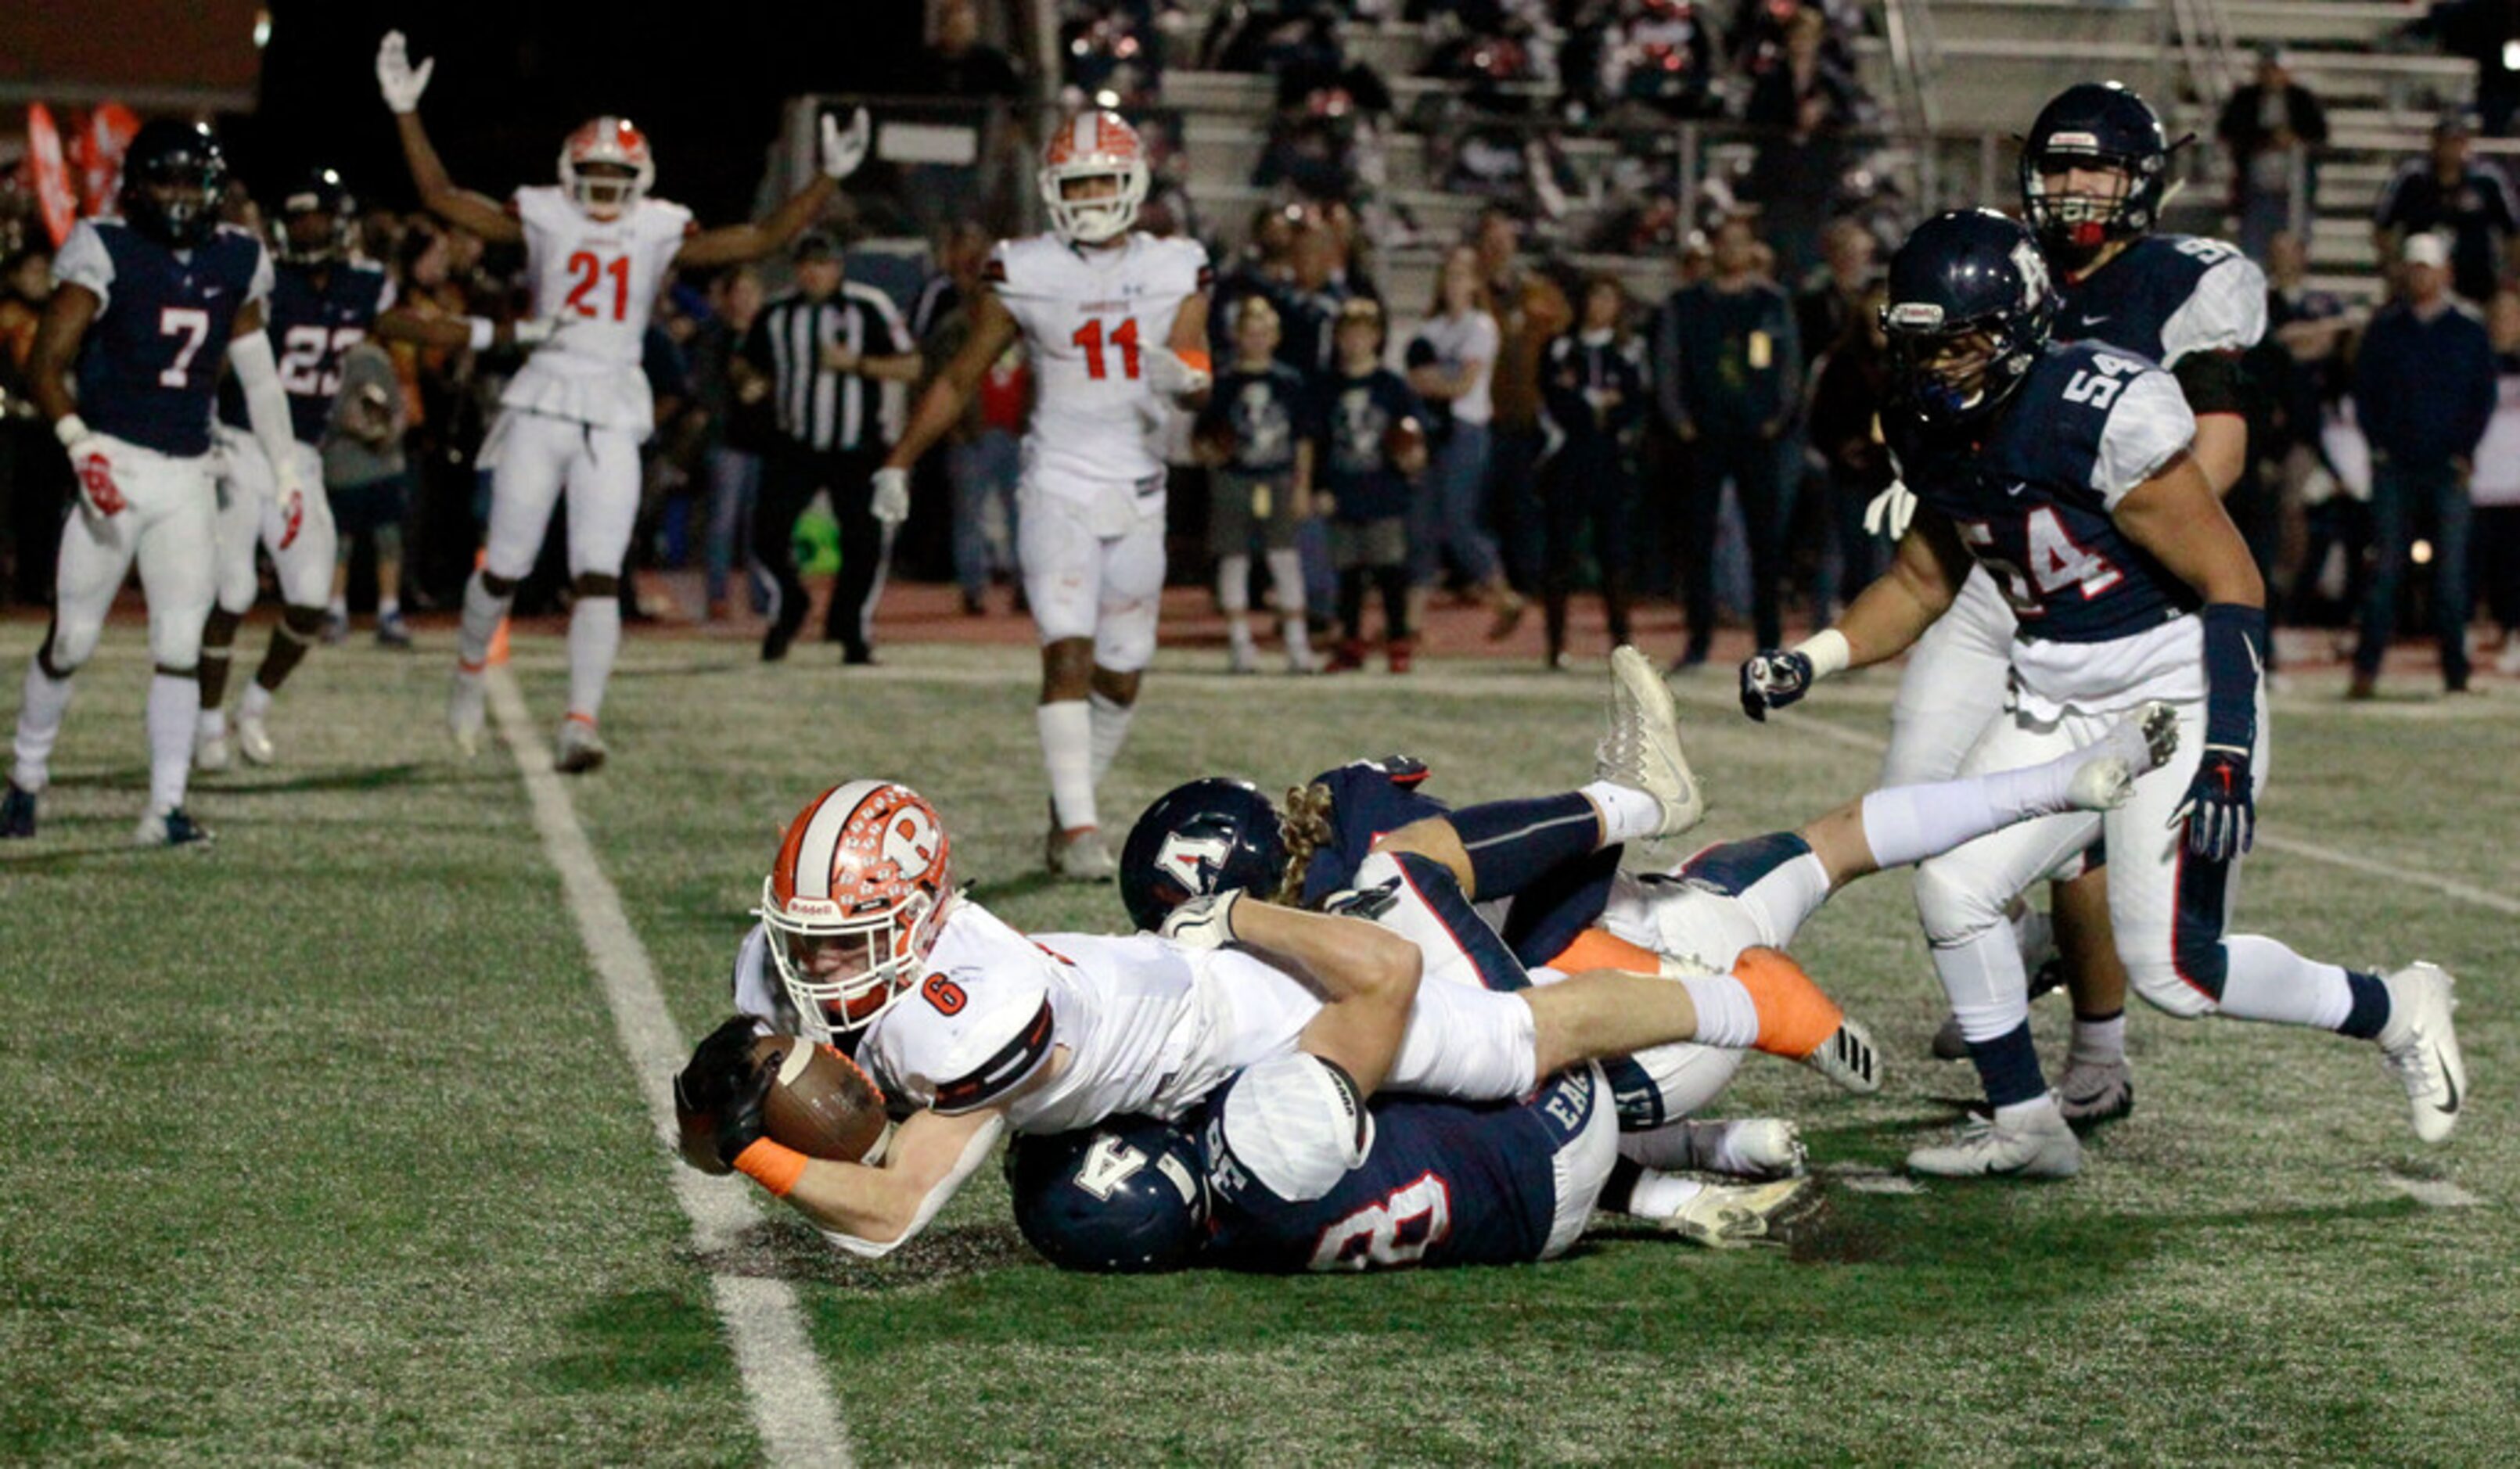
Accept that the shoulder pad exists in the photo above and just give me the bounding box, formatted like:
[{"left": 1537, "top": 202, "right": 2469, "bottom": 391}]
[
  {"left": 872, "top": 961, "right": 1057, "bottom": 1115},
  {"left": 2157, "top": 246, "right": 2267, "bottom": 361},
  {"left": 638, "top": 197, "right": 695, "bottom": 240},
  {"left": 2090, "top": 368, "right": 2195, "bottom": 508}
]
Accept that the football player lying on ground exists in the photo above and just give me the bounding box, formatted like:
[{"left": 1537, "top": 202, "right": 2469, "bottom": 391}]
[
  {"left": 1114, "top": 646, "right": 2176, "bottom": 1233},
  {"left": 674, "top": 669, "right": 1878, "bottom": 1255}
]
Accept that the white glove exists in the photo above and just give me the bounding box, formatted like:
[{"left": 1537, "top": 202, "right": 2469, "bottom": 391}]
[
  {"left": 1146, "top": 347, "right": 1211, "bottom": 400},
  {"left": 376, "top": 31, "right": 435, "bottom": 114},
  {"left": 270, "top": 456, "right": 308, "bottom": 551},
  {"left": 1863, "top": 479, "right": 1916, "bottom": 541},
  {"left": 1159, "top": 889, "right": 1243, "bottom": 951},
  {"left": 821, "top": 108, "right": 872, "bottom": 182},
  {"left": 58, "top": 416, "right": 122, "bottom": 523},
  {"left": 870, "top": 465, "right": 911, "bottom": 526}
]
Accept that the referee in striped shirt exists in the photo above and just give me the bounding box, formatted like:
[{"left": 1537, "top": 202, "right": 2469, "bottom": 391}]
[{"left": 738, "top": 232, "right": 920, "bottom": 663}]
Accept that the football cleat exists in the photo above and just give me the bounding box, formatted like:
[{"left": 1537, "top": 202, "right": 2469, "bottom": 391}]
[
  {"left": 1594, "top": 645, "right": 1706, "bottom": 839},
  {"left": 135, "top": 806, "right": 215, "bottom": 849},
  {"left": 322, "top": 609, "right": 350, "bottom": 646},
  {"left": 194, "top": 725, "right": 233, "bottom": 774},
  {"left": 2065, "top": 701, "right": 2180, "bottom": 811},
  {"left": 376, "top": 611, "right": 412, "bottom": 649},
  {"left": 1, "top": 781, "right": 36, "bottom": 839},
  {"left": 1800, "top": 1018, "right": 1882, "bottom": 1095},
  {"left": 1046, "top": 823, "right": 1117, "bottom": 883},
  {"left": 1674, "top": 1118, "right": 1807, "bottom": 1179},
  {"left": 1907, "top": 1094, "right": 2081, "bottom": 1178},
  {"left": 2377, "top": 962, "right": 2465, "bottom": 1145},
  {"left": 235, "top": 713, "right": 275, "bottom": 767},
  {"left": 555, "top": 715, "right": 606, "bottom": 774},
  {"left": 448, "top": 667, "right": 487, "bottom": 757},
  {"left": 2054, "top": 1057, "right": 2135, "bottom": 1131},
  {"left": 1651, "top": 1174, "right": 1821, "bottom": 1248}
]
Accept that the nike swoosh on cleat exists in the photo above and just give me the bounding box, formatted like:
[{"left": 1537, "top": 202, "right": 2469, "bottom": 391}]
[{"left": 2436, "top": 1048, "right": 2460, "bottom": 1115}]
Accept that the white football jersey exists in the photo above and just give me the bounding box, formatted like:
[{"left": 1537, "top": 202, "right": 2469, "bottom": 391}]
[
  {"left": 502, "top": 185, "right": 692, "bottom": 433},
  {"left": 987, "top": 231, "right": 1210, "bottom": 495}
]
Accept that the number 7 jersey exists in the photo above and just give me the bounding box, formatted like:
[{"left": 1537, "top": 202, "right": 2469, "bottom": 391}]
[
  {"left": 986, "top": 231, "right": 1211, "bottom": 492},
  {"left": 502, "top": 185, "right": 693, "bottom": 436}
]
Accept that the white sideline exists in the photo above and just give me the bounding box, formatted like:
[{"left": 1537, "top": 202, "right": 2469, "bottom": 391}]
[
  {"left": 1775, "top": 710, "right": 2520, "bottom": 918},
  {"left": 486, "top": 668, "right": 853, "bottom": 1469}
]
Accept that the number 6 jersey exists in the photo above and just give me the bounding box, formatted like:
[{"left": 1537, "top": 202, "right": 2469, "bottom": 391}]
[
  {"left": 502, "top": 185, "right": 693, "bottom": 437},
  {"left": 986, "top": 231, "right": 1210, "bottom": 497},
  {"left": 1889, "top": 339, "right": 2202, "bottom": 718}
]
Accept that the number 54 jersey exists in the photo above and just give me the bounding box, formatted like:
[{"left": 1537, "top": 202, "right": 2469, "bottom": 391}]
[
  {"left": 503, "top": 185, "right": 693, "bottom": 437},
  {"left": 1889, "top": 339, "right": 2205, "bottom": 719},
  {"left": 987, "top": 231, "right": 1210, "bottom": 499}
]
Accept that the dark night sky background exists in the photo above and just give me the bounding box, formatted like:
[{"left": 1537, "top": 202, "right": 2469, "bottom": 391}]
[{"left": 235, "top": 1, "right": 927, "bottom": 223}]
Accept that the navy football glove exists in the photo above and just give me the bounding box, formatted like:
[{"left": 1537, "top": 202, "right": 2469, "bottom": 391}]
[
  {"left": 2171, "top": 746, "right": 2255, "bottom": 862},
  {"left": 1738, "top": 649, "right": 1814, "bottom": 722}
]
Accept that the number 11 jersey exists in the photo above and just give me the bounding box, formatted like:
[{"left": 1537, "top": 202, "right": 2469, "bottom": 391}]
[{"left": 503, "top": 185, "right": 692, "bottom": 436}]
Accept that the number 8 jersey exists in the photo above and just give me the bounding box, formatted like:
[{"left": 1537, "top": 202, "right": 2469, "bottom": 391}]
[
  {"left": 987, "top": 231, "right": 1211, "bottom": 496},
  {"left": 502, "top": 185, "right": 693, "bottom": 436},
  {"left": 1891, "top": 338, "right": 2202, "bottom": 717}
]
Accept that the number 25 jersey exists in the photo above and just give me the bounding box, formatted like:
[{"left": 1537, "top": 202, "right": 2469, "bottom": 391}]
[
  {"left": 1890, "top": 339, "right": 2204, "bottom": 717},
  {"left": 987, "top": 231, "right": 1210, "bottom": 494},
  {"left": 501, "top": 185, "right": 692, "bottom": 436}
]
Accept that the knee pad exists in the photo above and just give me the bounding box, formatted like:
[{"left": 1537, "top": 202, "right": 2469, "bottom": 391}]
[
  {"left": 41, "top": 621, "right": 95, "bottom": 677},
  {"left": 1205, "top": 1052, "right": 1373, "bottom": 1208},
  {"left": 148, "top": 612, "right": 206, "bottom": 671},
  {"left": 573, "top": 572, "right": 620, "bottom": 598},
  {"left": 280, "top": 605, "right": 328, "bottom": 639},
  {"left": 2130, "top": 952, "right": 2223, "bottom": 1019},
  {"left": 1913, "top": 857, "right": 2012, "bottom": 950}
]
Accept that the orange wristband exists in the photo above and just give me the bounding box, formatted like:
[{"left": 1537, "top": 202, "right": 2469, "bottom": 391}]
[
  {"left": 1174, "top": 347, "right": 1210, "bottom": 375},
  {"left": 732, "top": 1137, "right": 809, "bottom": 1198}
]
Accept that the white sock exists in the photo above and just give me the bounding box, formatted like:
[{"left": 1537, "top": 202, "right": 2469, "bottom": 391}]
[
  {"left": 566, "top": 598, "right": 622, "bottom": 722},
  {"left": 199, "top": 706, "right": 228, "bottom": 739},
  {"left": 1264, "top": 548, "right": 1307, "bottom": 616},
  {"left": 1677, "top": 972, "right": 1760, "bottom": 1050},
  {"left": 378, "top": 597, "right": 400, "bottom": 619},
  {"left": 1282, "top": 615, "right": 1314, "bottom": 662},
  {"left": 458, "top": 571, "right": 509, "bottom": 670},
  {"left": 1087, "top": 690, "right": 1134, "bottom": 788},
  {"left": 1580, "top": 779, "right": 1665, "bottom": 846},
  {"left": 1857, "top": 753, "right": 2080, "bottom": 871},
  {"left": 146, "top": 673, "right": 200, "bottom": 812},
  {"left": 1994, "top": 1091, "right": 2062, "bottom": 1129},
  {"left": 1227, "top": 619, "right": 1257, "bottom": 655},
  {"left": 2217, "top": 936, "right": 2356, "bottom": 1029},
  {"left": 1217, "top": 553, "right": 1251, "bottom": 615},
  {"left": 2067, "top": 1013, "right": 2126, "bottom": 1067},
  {"left": 13, "top": 661, "right": 74, "bottom": 792},
  {"left": 1619, "top": 1168, "right": 1708, "bottom": 1223},
  {"left": 1038, "top": 700, "right": 1096, "bottom": 831},
  {"left": 328, "top": 595, "right": 348, "bottom": 619},
  {"left": 240, "top": 683, "right": 273, "bottom": 721}
]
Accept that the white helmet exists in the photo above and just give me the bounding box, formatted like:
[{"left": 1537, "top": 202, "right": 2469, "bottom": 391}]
[
  {"left": 559, "top": 116, "right": 655, "bottom": 218},
  {"left": 757, "top": 780, "right": 957, "bottom": 1041},
  {"left": 1038, "top": 110, "right": 1149, "bottom": 245}
]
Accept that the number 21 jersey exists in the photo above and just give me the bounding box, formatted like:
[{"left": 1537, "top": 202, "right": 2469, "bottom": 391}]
[{"left": 502, "top": 185, "right": 692, "bottom": 436}]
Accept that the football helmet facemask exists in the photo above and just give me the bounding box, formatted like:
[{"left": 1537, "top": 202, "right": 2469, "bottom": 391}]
[
  {"left": 1881, "top": 209, "right": 2057, "bottom": 428},
  {"left": 759, "top": 780, "right": 956, "bottom": 1042},
  {"left": 1119, "top": 777, "right": 1289, "bottom": 932},
  {"left": 121, "top": 118, "right": 228, "bottom": 250},
  {"left": 559, "top": 116, "right": 656, "bottom": 218},
  {"left": 1039, "top": 110, "right": 1149, "bottom": 245},
  {"left": 2019, "top": 81, "right": 2178, "bottom": 267},
  {"left": 275, "top": 165, "right": 356, "bottom": 264}
]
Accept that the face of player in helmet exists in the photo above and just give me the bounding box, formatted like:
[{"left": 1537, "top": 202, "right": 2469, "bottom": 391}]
[
  {"left": 574, "top": 161, "right": 639, "bottom": 218},
  {"left": 284, "top": 209, "right": 340, "bottom": 260},
  {"left": 1060, "top": 174, "right": 1123, "bottom": 206},
  {"left": 2035, "top": 159, "right": 2134, "bottom": 248},
  {"left": 138, "top": 175, "right": 212, "bottom": 238},
  {"left": 1913, "top": 330, "right": 1996, "bottom": 406}
]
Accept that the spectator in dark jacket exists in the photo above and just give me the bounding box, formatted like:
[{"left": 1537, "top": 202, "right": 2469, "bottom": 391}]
[
  {"left": 1653, "top": 215, "right": 1802, "bottom": 659},
  {"left": 1804, "top": 280, "right": 1893, "bottom": 617},
  {"left": 2350, "top": 232, "right": 2499, "bottom": 695},
  {"left": 2218, "top": 47, "right": 2330, "bottom": 263},
  {"left": 1538, "top": 275, "right": 1649, "bottom": 667},
  {"left": 2374, "top": 112, "right": 2520, "bottom": 303}
]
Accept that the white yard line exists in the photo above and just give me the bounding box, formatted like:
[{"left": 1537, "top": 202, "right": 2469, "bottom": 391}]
[
  {"left": 2383, "top": 1172, "right": 2484, "bottom": 1208},
  {"left": 486, "top": 667, "right": 852, "bottom": 1469}
]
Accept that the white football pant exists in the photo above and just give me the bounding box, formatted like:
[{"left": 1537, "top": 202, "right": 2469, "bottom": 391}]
[
  {"left": 211, "top": 428, "right": 336, "bottom": 611},
  {"left": 49, "top": 433, "right": 216, "bottom": 672},
  {"left": 480, "top": 410, "right": 644, "bottom": 580},
  {"left": 1017, "top": 477, "right": 1165, "bottom": 672}
]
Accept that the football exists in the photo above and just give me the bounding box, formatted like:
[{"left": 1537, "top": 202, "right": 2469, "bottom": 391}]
[{"left": 753, "top": 1033, "right": 892, "bottom": 1164}]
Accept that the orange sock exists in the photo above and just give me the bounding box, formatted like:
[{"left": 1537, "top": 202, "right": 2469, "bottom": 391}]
[
  {"left": 1548, "top": 928, "right": 1664, "bottom": 975},
  {"left": 733, "top": 1137, "right": 808, "bottom": 1198},
  {"left": 1731, "top": 946, "right": 1846, "bottom": 1061}
]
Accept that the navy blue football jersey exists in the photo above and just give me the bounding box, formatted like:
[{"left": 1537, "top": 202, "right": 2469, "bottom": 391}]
[
  {"left": 2052, "top": 233, "right": 2265, "bottom": 370},
  {"left": 1199, "top": 362, "right": 1311, "bottom": 473},
  {"left": 1199, "top": 1065, "right": 1602, "bottom": 1272},
  {"left": 1316, "top": 368, "right": 1424, "bottom": 522},
  {"left": 218, "top": 259, "right": 393, "bottom": 444},
  {"left": 54, "top": 218, "right": 271, "bottom": 459},
  {"left": 1892, "top": 340, "right": 2199, "bottom": 643}
]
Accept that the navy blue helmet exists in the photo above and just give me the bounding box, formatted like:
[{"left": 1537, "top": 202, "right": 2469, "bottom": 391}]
[
  {"left": 2019, "top": 81, "right": 2177, "bottom": 265},
  {"left": 1879, "top": 209, "right": 2057, "bottom": 427},
  {"left": 1006, "top": 1116, "right": 1210, "bottom": 1273},
  {"left": 275, "top": 165, "right": 357, "bottom": 264},
  {"left": 120, "top": 119, "right": 228, "bottom": 248},
  {"left": 1119, "top": 777, "right": 1289, "bottom": 932}
]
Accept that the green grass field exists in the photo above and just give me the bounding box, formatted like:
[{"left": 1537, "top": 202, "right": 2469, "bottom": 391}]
[{"left": 3, "top": 624, "right": 2515, "bottom": 1466}]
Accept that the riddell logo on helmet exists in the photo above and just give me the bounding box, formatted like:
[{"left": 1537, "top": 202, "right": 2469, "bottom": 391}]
[{"left": 784, "top": 897, "right": 841, "bottom": 919}]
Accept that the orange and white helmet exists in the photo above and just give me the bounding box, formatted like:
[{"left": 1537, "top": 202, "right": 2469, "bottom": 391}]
[
  {"left": 758, "top": 781, "right": 957, "bottom": 1040},
  {"left": 1039, "top": 110, "right": 1149, "bottom": 245},
  {"left": 559, "top": 116, "right": 655, "bottom": 218}
]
